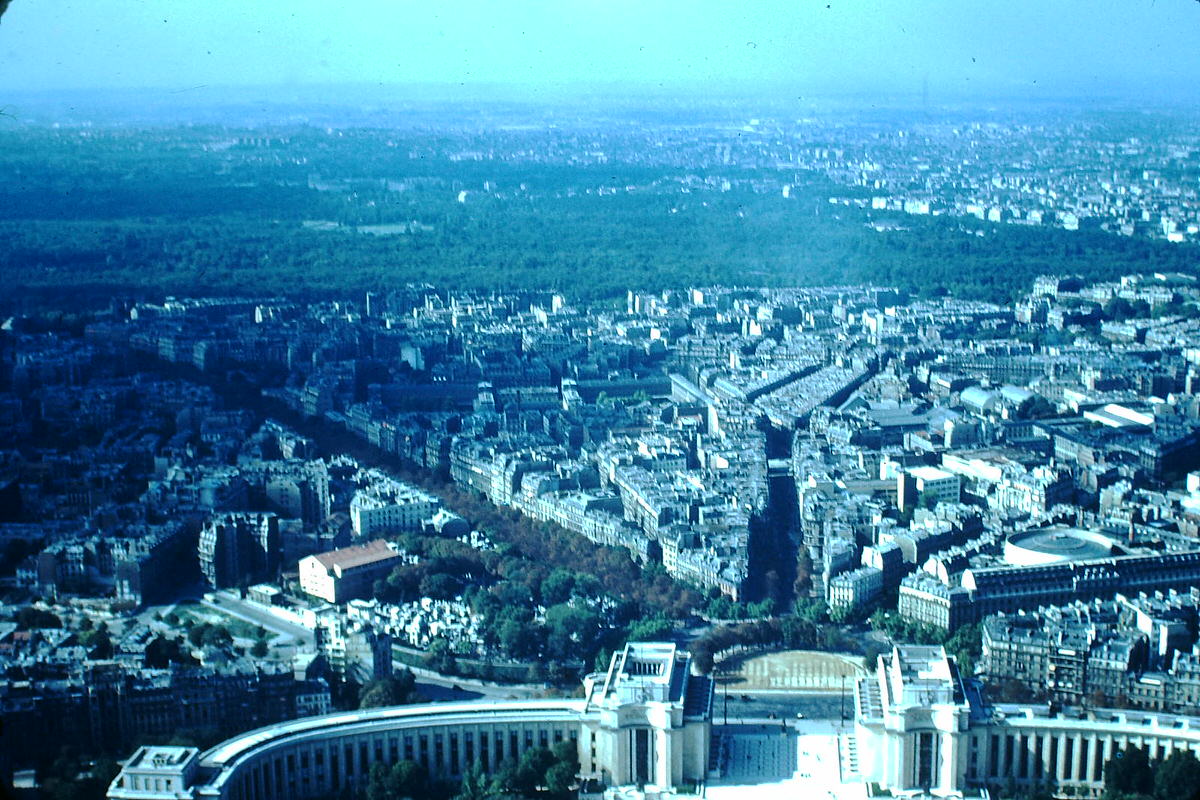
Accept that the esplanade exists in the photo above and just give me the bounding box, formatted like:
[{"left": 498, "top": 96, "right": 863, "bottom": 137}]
[{"left": 109, "top": 640, "right": 1200, "bottom": 799}]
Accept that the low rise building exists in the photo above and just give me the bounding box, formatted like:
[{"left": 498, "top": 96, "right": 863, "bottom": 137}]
[{"left": 298, "top": 539, "right": 405, "bottom": 604}]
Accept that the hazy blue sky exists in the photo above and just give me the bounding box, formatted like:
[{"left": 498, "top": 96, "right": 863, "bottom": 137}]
[{"left": 3, "top": 0, "right": 1200, "bottom": 99}]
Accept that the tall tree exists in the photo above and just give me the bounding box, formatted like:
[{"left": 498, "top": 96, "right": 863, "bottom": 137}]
[
  {"left": 1104, "top": 746, "right": 1153, "bottom": 799},
  {"left": 1154, "top": 750, "right": 1200, "bottom": 800}
]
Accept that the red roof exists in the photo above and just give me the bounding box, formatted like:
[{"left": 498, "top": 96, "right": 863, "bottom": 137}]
[{"left": 312, "top": 539, "right": 400, "bottom": 572}]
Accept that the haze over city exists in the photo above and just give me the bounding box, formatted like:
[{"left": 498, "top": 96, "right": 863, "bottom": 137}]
[{"left": 4, "top": 0, "right": 1200, "bottom": 102}]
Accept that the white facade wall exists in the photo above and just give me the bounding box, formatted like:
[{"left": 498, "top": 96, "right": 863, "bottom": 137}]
[
  {"left": 112, "top": 703, "right": 588, "bottom": 800},
  {"left": 297, "top": 557, "right": 336, "bottom": 603},
  {"left": 349, "top": 492, "right": 438, "bottom": 538},
  {"left": 857, "top": 646, "right": 1200, "bottom": 796}
]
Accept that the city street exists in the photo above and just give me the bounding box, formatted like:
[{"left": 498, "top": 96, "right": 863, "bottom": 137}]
[{"left": 401, "top": 661, "right": 544, "bottom": 701}]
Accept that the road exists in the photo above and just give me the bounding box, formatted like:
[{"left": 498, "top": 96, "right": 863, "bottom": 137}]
[
  {"left": 399, "top": 661, "right": 545, "bottom": 701},
  {"left": 201, "top": 592, "right": 315, "bottom": 646}
]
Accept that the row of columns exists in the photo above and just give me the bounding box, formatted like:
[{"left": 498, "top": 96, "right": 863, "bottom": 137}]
[
  {"left": 980, "top": 728, "right": 1200, "bottom": 788},
  {"left": 983, "top": 730, "right": 1105, "bottom": 785},
  {"left": 227, "top": 721, "right": 575, "bottom": 800}
]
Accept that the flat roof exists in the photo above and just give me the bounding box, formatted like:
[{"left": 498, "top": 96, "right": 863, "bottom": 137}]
[
  {"left": 909, "top": 465, "right": 956, "bottom": 481},
  {"left": 130, "top": 746, "right": 199, "bottom": 770},
  {"left": 596, "top": 642, "right": 689, "bottom": 706},
  {"left": 203, "top": 700, "right": 589, "bottom": 769}
]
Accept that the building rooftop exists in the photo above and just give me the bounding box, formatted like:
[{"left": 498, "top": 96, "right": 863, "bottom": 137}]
[
  {"left": 908, "top": 465, "right": 956, "bottom": 482},
  {"left": 1004, "top": 526, "right": 1118, "bottom": 564},
  {"left": 128, "top": 745, "right": 199, "bottom": 771},
  {"left": 884, "top": 645, "right": 963, "bottom": 709},
  {"left": 595, "top": 642, "right": 689, "bottom": 706},
  {"left": 310, "top": 539, "right": 399, "bottom": 571}
]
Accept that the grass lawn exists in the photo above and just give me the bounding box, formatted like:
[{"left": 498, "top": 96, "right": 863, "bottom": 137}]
[{"left": 169, "top": 602, "right": 266, "bottom": 641}]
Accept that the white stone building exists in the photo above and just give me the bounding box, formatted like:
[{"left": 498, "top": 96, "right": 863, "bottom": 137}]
[
  {"left": 108, "top": 642, "right": 712, "bottom": 800},
  {"left": 856, "top": 644, "right": 1200, "bottom": 797},
  {"left": 348, "top": 477, "right": 440, "bottom": 538}
]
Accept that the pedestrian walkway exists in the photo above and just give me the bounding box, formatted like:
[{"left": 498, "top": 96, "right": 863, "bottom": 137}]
[
  {"left": 838, "top": 733, "right": 859, "bottom": 781},
  {"left": 706, "top": 726, "right": 867, "bottom": 800}
]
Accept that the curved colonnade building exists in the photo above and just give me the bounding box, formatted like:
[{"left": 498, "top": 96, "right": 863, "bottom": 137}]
[
  {"left": 109, "top": 640, "right": 1200, "bottom": 799},
  {"left": 107, "top": 643, "right": 713, "bottom": 800}
]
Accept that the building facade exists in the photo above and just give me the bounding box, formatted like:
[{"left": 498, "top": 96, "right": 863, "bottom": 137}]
[
  {"left": 581, "top": 642, "right": 711, "bottom": 790},
  {"left": 297, "top": 539, "right": 404, "bottom": 604},
  {"left": 108, "top": 643, "right": 712, "bottom": 800},
  {"left": 197, "top": 513, "right": 280, "bottom": 589},
  {"left": 349, "top": 479, "right": 440, "bottom": 538},
  {"left": 856, "top": 645, "right": 1200, "bottom": 798}
]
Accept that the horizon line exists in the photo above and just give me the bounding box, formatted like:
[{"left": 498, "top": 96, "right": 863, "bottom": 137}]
[{"left": 5, "top": 80, "right": 1199, "bottom": 110}]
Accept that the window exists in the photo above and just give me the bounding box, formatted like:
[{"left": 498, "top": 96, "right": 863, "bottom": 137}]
[
  {"left": 635, "top": 729, "right": 651, "bottom": 785},
  {"left": 917, "top": 732, "right": 935, "bottom": 787}
]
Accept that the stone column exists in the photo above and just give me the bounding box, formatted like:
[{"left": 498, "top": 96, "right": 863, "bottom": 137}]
[{"left": 1023, "top": 734, "right": 1034, "bottom": 781}]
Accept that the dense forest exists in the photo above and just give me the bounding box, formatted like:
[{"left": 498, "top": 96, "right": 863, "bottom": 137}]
[{"left": 1, "top": 124, "right": 1197, "bottom": 312}]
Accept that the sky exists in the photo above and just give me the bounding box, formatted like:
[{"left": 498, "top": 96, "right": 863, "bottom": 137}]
[{"left": 2, "top": 0, "right": 1200, "bottom": 101}]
